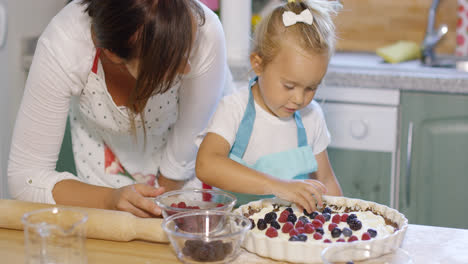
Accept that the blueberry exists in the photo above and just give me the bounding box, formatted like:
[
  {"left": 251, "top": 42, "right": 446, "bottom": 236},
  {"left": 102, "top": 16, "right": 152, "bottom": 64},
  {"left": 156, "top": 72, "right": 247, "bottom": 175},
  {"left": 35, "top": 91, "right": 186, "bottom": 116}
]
[
  {"left": 257, "top": 219, "right": 267, "bottom": 230},
  {"left": 309, "top": 211, "right": 319, "bottom": 219},
  {"left": 331, "top": 227, "right": 342, "bottom": 238},
  {"left": 264, "top": 212, "right": 277, "bottom": 224},
  {"left": 346, "top": 213, "right": 357, "bottom": 224},
  {"left": 287, "top": 214, "right": 297, "bottom": 224},
  {"left": 342, "top": 227, "right": 353, "bottom": 237},
  {"left": 322, "top": 213, "right": 331, "bottom": 222},
  {"left": 367, "top": 228, "right": 378, "bottom": 238},
  {"left": 289, "top": 235, "right": 300, "bottom": 241},
  {"left": 297, "top": 233, "right": 308, "bottom": 241},
  {"left": 315, "top": 227, "right": 324, "bottom": 235},
  {"left": 349, "top": 219, "right": 362, "bottom": 231},
  {"left": 298, "top": 216, "right": 310, "bottom": 224},
  {"left": 270, "top": 220, "right": 281, "bottom": 230},
  {"left": 286, "top": 207, "right": 294, "bottom": 214},
  {"left": 346, "top": 262, "right": 354, "bottom": 264},
  {"left": 322, "top": 207, "right": 332, "bottom": 214}
]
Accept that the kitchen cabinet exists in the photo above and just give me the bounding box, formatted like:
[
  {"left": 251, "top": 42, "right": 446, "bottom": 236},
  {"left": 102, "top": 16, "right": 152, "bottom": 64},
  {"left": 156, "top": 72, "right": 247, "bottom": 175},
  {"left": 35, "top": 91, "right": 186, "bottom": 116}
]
[{"left": 399, "top": 91, "right": 468, "bottom": 229}]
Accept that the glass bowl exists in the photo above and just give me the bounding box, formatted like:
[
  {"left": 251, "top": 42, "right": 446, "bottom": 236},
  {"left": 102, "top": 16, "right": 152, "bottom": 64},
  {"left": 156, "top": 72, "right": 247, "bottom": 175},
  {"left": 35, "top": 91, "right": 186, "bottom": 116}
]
[
  {"left": 162, "top": 210, "right": 252, "bottom": 264},
  {"left": 321, "top": 245, "right": 413, "bottom": 264},
  {"left": 154, "top": 188, "right": 237, "bottom": 218}
]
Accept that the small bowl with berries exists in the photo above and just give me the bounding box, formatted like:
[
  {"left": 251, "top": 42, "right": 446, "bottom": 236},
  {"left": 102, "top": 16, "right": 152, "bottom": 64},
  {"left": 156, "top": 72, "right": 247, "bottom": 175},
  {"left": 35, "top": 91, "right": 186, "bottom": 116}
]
[
  {"left": 162, "top": 210, "right": 252, "bottom": 263},
  {"left": 154, "top": 188, "right": 237, "bottom": 219}
]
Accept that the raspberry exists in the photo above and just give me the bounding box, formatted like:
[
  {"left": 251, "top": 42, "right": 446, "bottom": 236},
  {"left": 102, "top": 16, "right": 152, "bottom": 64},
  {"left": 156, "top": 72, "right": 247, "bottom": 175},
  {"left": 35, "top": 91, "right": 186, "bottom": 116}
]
[
  {"left": 361, "top": 232, "right": 371, "bottom": 240},
  {"left": 295, "top": 220, "right": 304, "bottom": 228},
  {"left": 170, "top": 203, "right": 177, "bottom": 208},
  {"left": 348, "top": 235, "right": 358, "bottom": 242},
  {"left": 341, "top": 213, "right": 349, "bottom": 222},
  {"left": 289, "top": 228, "right": 299, "bottom": 237},
  {"left": 367, "top": 228, "right": 378, "bottom": 238},
  {"left": 315, "top": 227, "right": 324, "bottom": 235},
  {"left": 322, "top": 207, "right": 332, "bottom": 214},
  {"left": 342, "top": 227, "right": 353, "bottom": 237},
  {"left": 270, "top": 220, "right": 280, "bottom": 230},
  {"left": 216, "top": 203, "right": 224, "bottom": 207},
  {"left": 336, "top": 238, "right": 345, "bottom": 242},
  {"left": 315, "top": 214, "right": 326, "bottom": 224},
  {"left": 257, "top": 219, "right": 267, "bottom": 230},
  {"left": 328, "top": 223, "right": 338, "bottom": 232},
  {"left": 287, "top": 214, "right": 297, "bottom": 224},
  {"left": 280, "top": 209, "right": 291, "bottom": 216},
  {"left": 264, "top": 212, "right": 277, "bottom": 224},
  {"left": 332, "top": 214, "right": 341, "bottom": 224},
  {"left": 296, "top": 227, "right": 305, "bottom": 234},
  {"left": 265, "top": 227, "right": 278, "bottom": 238},
  {"left": 346, "top": 214, "right": 357, "bottom": 224},
  {"left": 177, "top": 202, "right": 187, "bottom": 208},
  {"left": 282, "top": 222, "right": 294, "bottom": 233},
  {"left": 324, "top": 239, "right": 332, "bottom": 243},
  {"left": 349, "top": 219, "right": 362, "bottom": 231},
  {"left": 331, "top": 227, "right": 342, "bottom": 238},
  {"left": 191, "top": 206, "right": 200, "bottom": 209},
  {"left": 278, "top": 212, "right": 289, "bottom": 223},
  {"left": 313, "top": 233, "right": 322, "bottom": 240},
  {"left": 312, "top": 219, "right": 323, "bottom": 228},
  {"left": 304, "top": 223, "right": 315, "bottom": 234}
]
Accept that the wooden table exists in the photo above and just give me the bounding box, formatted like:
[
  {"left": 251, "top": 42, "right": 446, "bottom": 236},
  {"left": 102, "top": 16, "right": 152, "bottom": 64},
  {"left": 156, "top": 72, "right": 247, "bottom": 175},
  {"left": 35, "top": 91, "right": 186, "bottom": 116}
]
[{"left": 2, "top": 224, "right": 468, "bottom": 263}]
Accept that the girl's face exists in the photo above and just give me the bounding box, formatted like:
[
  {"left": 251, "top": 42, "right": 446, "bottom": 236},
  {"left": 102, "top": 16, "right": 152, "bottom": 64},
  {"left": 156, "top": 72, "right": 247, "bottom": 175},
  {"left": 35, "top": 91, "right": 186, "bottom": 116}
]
[{"left": 251, "top": 42, "right": 329, "bottom": 118}]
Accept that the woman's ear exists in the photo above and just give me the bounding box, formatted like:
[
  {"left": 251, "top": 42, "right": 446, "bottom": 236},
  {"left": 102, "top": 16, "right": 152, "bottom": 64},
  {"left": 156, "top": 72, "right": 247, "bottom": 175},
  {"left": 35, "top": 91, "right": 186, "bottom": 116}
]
[
  {"left": 250, "top": 53, "right": 263, "bottom": 76},
  {"left": 102, "top": 49, "right": 125, "bottom": 64}
]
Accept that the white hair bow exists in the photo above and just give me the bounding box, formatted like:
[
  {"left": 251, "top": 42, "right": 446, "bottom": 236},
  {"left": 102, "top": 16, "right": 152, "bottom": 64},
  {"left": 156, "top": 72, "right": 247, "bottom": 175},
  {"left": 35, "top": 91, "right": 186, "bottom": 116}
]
[{"left": 282, "top": 9, "right": 313, "bottom": 27}]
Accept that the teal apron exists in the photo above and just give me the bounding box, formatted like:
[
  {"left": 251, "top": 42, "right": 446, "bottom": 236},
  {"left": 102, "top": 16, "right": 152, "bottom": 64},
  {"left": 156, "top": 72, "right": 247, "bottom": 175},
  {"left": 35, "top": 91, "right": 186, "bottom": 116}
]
[{"left": 227, "top": 77, "right": 318, "bottom": 206}]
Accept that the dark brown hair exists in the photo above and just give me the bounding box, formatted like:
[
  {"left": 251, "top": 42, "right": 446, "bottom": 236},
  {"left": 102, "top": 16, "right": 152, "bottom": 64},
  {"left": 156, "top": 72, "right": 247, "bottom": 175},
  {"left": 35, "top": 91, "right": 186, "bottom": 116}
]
[{"left": 81, "top": 0, "right": 205, "bottom": 133}]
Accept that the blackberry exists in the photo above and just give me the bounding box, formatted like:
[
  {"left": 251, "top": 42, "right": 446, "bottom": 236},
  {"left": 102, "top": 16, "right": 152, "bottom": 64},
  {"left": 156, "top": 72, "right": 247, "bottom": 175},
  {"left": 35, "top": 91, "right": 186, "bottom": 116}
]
[
  {"left": 331, "top": 227, "right": 342, "bottom": 238},
  {"left": 309, "top": 211, "right": 319, "bottom": 219},
  {"left": 286, "top": 207, "right": 294, "bottom": 214},
  {"left": 322, "top": 207, "right": 332, "bottom": 214},
  {"left": 289, "top": 235, "right": 300, "bottom": 241},
  {"left": 346, "top": 214, "right": 358, "bottom": 225},
  {"left": 264, "top": 212, "right": 277, "bottom": 224},
  {"left": 346, "top": 262, "right": 355, "bottom": 264},
  {"left": 342, "top": 227, "right": 353, "bottom": 237},
  {"left": 303, "top": 209, "right": 310, "bottom": 216},
  {"left": 249, "top": 218, "right": 255, "bottom": 230},
  {"left": 367, "top": 228, "right": 378, "bottom": 238},
  {"left": 297, "top": 233, "right": 308, "bottom": 242},
  {"left": 298, "top": 216, "right": 310, "bottom": 224},
  {"left": 287, "top": 214, "right": 297, "bottom": 224},
  {"left": 257, "top": 219, "right": 267, "bottom": 230},
  {"left": 348, "top": 219, "right": 362, "bottom": 231},
  {"left": 322, "top": 213, "right": 331, "bottom": 222},
  {"left": 315, "top": 227, "right": 324, "bottom": 235},
  {"left": 270, "top": 220, "right": 281, "bottom": 230}
]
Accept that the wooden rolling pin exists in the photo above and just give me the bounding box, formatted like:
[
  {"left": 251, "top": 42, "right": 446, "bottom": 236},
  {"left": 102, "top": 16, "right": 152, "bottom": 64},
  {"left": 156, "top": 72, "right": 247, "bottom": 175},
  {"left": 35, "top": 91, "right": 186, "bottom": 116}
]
[{"left": 0, "top": 199, "right": 168, "bottom": 243}]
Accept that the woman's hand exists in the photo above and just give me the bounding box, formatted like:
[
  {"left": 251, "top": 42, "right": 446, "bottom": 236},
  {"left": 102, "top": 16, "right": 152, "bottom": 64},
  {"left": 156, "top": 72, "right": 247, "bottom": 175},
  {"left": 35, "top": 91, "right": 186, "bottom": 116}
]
[
  {"left": 270, "top": 179, "right": 327, "bottom": 214},
  {"left": 107, "top": 184, "right": 165, "bottom": 218}
]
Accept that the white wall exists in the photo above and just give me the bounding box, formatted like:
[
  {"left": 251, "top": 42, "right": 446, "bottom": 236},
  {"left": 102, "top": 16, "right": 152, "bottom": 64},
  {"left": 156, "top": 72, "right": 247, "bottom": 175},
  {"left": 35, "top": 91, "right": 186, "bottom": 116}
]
[{"left": 0, "top": 0, "right": 66, "bottom": 199}]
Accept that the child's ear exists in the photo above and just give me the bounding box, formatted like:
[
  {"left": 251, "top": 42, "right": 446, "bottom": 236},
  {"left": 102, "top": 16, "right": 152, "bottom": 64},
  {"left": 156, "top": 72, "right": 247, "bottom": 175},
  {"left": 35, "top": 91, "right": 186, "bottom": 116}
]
[
  {"left": 102, "top": 49, "right": 125, "bottom": 64},
  {"left": 250, "top": 53, "right": 263, "bottom": 76}
]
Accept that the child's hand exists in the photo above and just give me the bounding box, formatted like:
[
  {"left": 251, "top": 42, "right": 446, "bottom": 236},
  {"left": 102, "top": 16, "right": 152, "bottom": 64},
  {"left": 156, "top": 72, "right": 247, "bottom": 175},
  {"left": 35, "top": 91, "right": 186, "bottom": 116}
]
[
  {"left": 270, "top": 179, "right": 327, "bottom": 214},
  {"left": 108, "top": 184, "right": 166, "bottom": 218}
]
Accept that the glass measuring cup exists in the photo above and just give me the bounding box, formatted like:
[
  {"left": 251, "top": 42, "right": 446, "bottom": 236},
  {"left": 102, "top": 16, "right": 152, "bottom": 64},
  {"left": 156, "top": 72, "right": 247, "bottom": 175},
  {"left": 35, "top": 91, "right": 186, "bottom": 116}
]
[{"left": 22, "top": 207, "right": 88, "bottom": 264}]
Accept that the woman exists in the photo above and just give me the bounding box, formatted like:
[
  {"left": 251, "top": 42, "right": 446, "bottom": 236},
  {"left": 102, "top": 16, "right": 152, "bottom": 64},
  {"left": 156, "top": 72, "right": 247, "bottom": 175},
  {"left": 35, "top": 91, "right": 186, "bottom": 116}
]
[{"left": 8, "top": 0, "right": 231, "bottom": 218}]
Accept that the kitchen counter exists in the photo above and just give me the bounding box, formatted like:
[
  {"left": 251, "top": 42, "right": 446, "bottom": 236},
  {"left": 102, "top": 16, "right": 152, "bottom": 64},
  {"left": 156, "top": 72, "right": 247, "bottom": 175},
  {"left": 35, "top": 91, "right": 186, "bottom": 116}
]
[
  {"left": 230, "top": 52, "right": 468, "bottom": 94},
  {"left": 2, "top": 224, "right": 468, "bottom": 263}
]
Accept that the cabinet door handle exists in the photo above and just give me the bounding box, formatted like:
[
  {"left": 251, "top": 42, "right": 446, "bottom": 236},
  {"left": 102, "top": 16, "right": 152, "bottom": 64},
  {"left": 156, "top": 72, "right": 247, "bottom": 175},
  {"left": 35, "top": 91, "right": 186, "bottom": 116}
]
[{"left": 405, "top": 122, "right": 414, "bottom": 208}]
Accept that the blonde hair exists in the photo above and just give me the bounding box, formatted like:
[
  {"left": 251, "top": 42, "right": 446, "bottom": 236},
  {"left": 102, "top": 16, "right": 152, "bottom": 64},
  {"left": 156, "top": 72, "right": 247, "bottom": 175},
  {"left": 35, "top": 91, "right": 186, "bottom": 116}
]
[{"left": 252, "top": 0, "right": 342, "bottom": 67}]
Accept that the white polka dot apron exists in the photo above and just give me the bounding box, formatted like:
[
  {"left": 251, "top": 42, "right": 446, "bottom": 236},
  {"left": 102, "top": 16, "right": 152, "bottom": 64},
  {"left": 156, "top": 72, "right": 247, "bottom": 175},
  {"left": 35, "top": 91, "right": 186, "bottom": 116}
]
[{"left": 69, "top": 48, "right": 180, "bottom": 188}]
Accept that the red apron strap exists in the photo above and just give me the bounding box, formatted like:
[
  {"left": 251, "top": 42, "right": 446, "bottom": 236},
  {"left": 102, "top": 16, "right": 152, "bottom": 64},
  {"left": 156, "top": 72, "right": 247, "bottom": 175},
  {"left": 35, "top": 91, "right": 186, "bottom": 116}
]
[{"left": 91, "top": 48, "right": 101, "bottom": 74}]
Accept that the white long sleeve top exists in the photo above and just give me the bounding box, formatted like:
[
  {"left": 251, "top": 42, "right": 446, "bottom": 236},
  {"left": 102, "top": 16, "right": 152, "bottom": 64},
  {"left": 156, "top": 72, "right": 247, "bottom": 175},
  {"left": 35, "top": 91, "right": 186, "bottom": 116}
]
[{"left": 8, "top": 0, "right": 229, "bottom": 204}]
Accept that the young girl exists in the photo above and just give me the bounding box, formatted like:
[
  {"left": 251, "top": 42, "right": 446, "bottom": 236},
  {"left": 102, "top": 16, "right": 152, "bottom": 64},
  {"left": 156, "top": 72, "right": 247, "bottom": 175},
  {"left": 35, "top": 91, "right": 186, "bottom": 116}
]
[{"left": 196, "top": 0, "right": 343, "bottom": 213}]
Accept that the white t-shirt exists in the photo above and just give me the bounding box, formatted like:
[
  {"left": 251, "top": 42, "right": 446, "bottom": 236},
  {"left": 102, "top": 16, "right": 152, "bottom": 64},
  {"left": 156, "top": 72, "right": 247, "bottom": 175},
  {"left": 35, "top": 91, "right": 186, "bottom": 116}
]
[
  {"left": 197, "top": 87, "right": 331, "bottom": 165},
  {"left": 8, "top": 0, "right": 232, "bottom": 203}
]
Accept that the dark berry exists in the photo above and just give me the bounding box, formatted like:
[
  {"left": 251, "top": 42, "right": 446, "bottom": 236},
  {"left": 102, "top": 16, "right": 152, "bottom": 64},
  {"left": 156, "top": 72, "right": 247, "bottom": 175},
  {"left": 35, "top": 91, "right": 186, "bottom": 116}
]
[
  {"left": 297, "top": 233, "right": 308, "bottom": 241},
  {"left": 315, "top": 227, "right": 324, "bottom": 235},
  {"left": 367, "top": 228, "right": 378, "bottom": 238},
  {"left": 309, "top": 211, "right": 319, "bottom": 219},
  {"left": 286, "top": 207, "right": 294, "bottom": 214},
  {"left": 303, "top": 209, "right": 310, "bottom": 216},
  {"left": 264, "top": 212, "right": 277, "bottom": 224},
  {"left": 342, "top": 227, "right": 353, "bottom": 237},
  {"left": 346, "top": 214, "right": 357, "bottom": 224},
  {"left": 270, "top": 220, "right": 280, "bottom": 230},
  {"left": 331, "top": 227, "right": 342, "bottom": 238},
  {"left": 322, "top": 207, "right": 332, "bottom": 214},
  {"left": 249, "top": 218, "right": 255, "bottom": 229},
  {"left": 322, "top": 213, "right": 331, "bottom": 222},
  {"left": 349, "top": 219, "right": 362, "bottom": 231},
  {"left": 289, "top": 235, "right": 300, "bottom": 241},
  {"left": 257, "top": 219, "right": 267, "bottom": 230},
  {"left": 287, "top": 214, "right": 297, "bottom": 224},
  {"left": 346, "top": 262, "right": 355, "bottom": 264},
  {"left": 298, "top": 216, "right": 310, "bottom": 224}
]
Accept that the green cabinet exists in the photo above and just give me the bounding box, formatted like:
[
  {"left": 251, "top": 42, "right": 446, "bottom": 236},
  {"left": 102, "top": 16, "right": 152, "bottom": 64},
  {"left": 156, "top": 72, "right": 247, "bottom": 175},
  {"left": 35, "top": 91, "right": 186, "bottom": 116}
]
[{"left": 399, "top": 92, "right": 468, "bottom": 229}]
